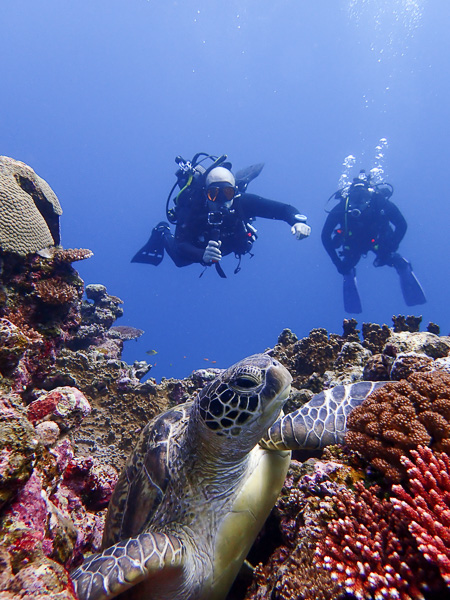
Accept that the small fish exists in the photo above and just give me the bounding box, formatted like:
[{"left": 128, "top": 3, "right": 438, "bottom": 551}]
[
  {"left": 203, "top": 358, "right": 209, "bottom": 361},
  {"left": 211, "top": 360, "right": 217, "bottom": 364},
  {"left": 146, "top": 350, "right": 158, "bottom": 356}
]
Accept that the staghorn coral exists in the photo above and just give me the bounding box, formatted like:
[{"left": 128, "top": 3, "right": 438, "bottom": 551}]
[
  {"left": 315, "top": 481, "right": 443, "bottom": 600},
  {"left": 0, "top": 156, "right": 62, "bottom": 255},
  {"left": 346, "top": 370, "right": 450, "bottom": 482},
  {"left": 391, "top": 446, "right": 450, "bottom": 585}
]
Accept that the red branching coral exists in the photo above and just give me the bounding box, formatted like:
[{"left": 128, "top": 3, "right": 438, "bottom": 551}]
[
  {"left": 391, "top": 446, "right": 450, "bottom": 585},
  {"left": 345, "top": 370, "right": 450, "bottom": 482},
  {"left": 315, "top": 481, "right": 441, "bottom": 600}
]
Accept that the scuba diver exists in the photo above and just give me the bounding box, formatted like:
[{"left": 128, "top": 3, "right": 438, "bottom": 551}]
[
  {"left": 132, "top": 153, "right": 311, "bottom": 278},
  {"left": 321, "top": 170, "right": 426, "bottom": 313}
]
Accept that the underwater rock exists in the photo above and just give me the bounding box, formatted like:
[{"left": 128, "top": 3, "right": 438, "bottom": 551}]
[
  {"left": 383, "top": 331, "right": 450, "bottom": 359},
  {"left": 362, "top": 353, "right": 393, "bottom": 381},
  {"left": 0, "top": 156, "right": 62, "bottom": 256},
  {"left": 0, "top": 392, "right": 39, "bottom": 509},
  {"left": 389, "top": 351, "right": 434, "bottom": 381},
  {"left": 27, "top": 386, "right": 91, "bottom": 431},
  {"left": 0, "top": 317, "right": 30, "bottom": 376}
]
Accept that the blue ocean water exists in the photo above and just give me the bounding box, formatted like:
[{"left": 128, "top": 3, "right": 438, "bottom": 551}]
[{"left": 1, "top": 0, "right": 448, "bottom": 381}]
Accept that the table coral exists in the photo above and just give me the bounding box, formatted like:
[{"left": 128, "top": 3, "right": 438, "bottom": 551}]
[
  {"left": 391, "top": 446, "right": 450, "bottom": 585},
  {"left": 0, "top": 156, "right": 62, "bottom": 255},
  {"left": 345, "top": 370, "right": 450, "bottom": 482},
  {"left": 315, "top": 481, "right": 442, "bottom": 600}
]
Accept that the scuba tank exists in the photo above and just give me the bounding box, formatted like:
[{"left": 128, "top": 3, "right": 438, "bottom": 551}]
[{"left": 165, "top": 153, "right": 230, "bottom": 224}]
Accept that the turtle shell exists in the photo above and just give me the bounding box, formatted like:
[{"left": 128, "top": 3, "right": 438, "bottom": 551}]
[{"left": 102, "top": 402, "right": 192, "bottom": 548}]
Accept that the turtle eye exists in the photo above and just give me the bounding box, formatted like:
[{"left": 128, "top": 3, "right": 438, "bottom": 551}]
[{"left": 232, "top": 376, "right": 258, "bottom": 390}]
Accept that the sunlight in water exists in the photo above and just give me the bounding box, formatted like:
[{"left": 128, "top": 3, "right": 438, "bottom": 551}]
[{"left": 348, "top": 0, "right": 424, "bottom": 31}]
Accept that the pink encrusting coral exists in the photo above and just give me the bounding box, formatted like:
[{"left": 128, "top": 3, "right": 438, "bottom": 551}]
[
  {"left": 391, "top": 445, "right": 450, "bottom": 585},
  {"left": 315, "top": 481, "right": 442, "bottom": 600}
]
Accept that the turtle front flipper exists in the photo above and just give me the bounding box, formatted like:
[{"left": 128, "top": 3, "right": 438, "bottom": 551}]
[
  {"left": 260, "top": 381, "right": 386, "bottom": 451},
  {"left": 72, "top": 531, "right": 185, "bottom": 600}
]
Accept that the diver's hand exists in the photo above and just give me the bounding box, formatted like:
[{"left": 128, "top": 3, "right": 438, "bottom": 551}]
[
  {"left": 291, "top": 222, "right": 311, "bottom": 240},
  {"left": 203, "top": 240, "right": 222, "bottom": 263}
]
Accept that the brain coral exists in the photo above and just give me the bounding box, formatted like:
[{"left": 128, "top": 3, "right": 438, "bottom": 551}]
[
  {"left": 345, "top": 371, "right": 450, "bottom": 482},
  {"left": 0, "top": 156, "right": 62, "bottom": 255}
]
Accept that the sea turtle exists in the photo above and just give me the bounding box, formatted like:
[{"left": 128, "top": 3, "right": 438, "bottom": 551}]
[{"left": 71, "top": 353, "right": 383, "bottom": 600}]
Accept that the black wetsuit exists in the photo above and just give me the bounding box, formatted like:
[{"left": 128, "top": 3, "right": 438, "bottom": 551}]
[
  {"left": 321, "top": 192, "right": 407, "bottom": 275},
  {"left": 165, "top": 192, "right": 303, "bottom": 267}
]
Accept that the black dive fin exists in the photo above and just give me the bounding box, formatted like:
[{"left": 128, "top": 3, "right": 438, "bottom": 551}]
[
  {"left": 395, "top": 259, "right": 426, "bottom": 306},
  {"left": 131, "top": 223, "right": 168, "bottom": 266},
  {"left": 343, "top": 268, "right": 362, "bottom": 314},
  {"left": 235, "top": 163, "right": 265, "bottom": 193}
]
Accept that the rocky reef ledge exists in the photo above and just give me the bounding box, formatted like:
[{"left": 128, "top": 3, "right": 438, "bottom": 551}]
[{"left": 1, "top": 248, "right": 450, "bottom": 599}]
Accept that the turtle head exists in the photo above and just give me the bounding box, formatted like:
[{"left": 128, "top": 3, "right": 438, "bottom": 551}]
[{"left": 196, "top": 354, "right": 292, "bottom": 451}]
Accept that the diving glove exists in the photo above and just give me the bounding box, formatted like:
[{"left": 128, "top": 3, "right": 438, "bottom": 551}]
[
  {"left": 203, "top": 240, "right": 222, "bottom": 264},
  {"left": 291, "top": 222, "right": 311, "bottom": 240}
]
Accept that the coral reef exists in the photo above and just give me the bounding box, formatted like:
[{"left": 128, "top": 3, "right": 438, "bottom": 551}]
[
  {"left": 1, "top": 210, "right": 449, "bottom": 600},
  {"left": 392, "top": 314, "right": 423, "bottom": 333},
  {"left": 0, "top": 155, "right": 62, "bottom": 255},
  {"left": 315, "top": 481, "right": 442, "bottom": 599},
  {"left": 390, "top": 351, "right": 434, "bottom": 381},
  {"left": 383, "top": 330, "right": 450, "bottom": 360},
  {"left": 391, "top": 446, "right": 450, "bottom": 585},
  {"left": 361, "top": 321, "right": 391, "bottom": 354},
  {"left": 362, "top": 352, "right": 393, "bottom": 381},
  {"left": 346, "top": 370, "right": 450, "bottom": 482},
  {"left": 242, "top": 459, "right": 352, "bottom": 600}
]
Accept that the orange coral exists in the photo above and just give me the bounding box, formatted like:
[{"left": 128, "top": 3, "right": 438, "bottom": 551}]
[{"left": 345, "top": 371, "right": 450, "bottom": 482}]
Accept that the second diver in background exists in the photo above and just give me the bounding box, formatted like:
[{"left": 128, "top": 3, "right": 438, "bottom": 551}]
[
  {"left": 132, "top": 153, "right": 311, "bottom": 278},
  {"left": 321, "top": 170, "right": 426, "bottom": 313}
]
